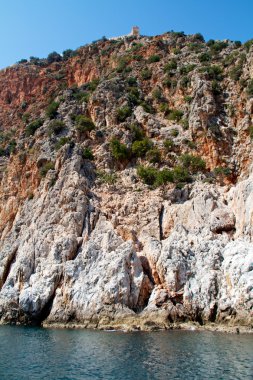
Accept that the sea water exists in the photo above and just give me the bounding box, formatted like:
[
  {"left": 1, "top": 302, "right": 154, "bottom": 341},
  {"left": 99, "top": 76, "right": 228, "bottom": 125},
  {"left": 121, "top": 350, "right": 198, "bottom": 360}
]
[{"left": 0, "top": 326, "right": 252, "bottom": 379}]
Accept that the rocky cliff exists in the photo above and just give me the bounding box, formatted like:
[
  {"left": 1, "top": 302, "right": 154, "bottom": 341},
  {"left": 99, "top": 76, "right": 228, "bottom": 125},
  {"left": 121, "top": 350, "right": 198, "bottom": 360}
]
[{"left": 0, "top": 32, "right": 252, "bottom": 331}]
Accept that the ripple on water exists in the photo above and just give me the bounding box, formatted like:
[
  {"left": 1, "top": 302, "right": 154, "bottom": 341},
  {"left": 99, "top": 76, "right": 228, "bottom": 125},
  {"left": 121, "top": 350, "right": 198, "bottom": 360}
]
[{"left": 0, "top": 326, "right": 252, "bottom": 380}]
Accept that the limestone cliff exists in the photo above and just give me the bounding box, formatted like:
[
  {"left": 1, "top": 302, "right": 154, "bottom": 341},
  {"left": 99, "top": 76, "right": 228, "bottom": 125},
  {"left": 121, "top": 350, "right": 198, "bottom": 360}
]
[{"left": 0, "top": 32, "right": 252, "bottom": 330}]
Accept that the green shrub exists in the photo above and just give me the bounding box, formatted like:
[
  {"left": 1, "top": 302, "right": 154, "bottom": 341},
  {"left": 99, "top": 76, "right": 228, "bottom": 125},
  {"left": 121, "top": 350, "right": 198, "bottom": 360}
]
[
  {"left": 180, "top": 76, "right": 190, "bottom": 88},
  {"left": 167, "top": 109, "right": 184, "bottom": 122},
  {"left": 164, "top": 60, "right": 177, "bottom": 73},
  {"left": 164, "top": 139, "right": 174, "bottom": 151},
  {"left": 75, "top": 115, "right": 95, "bottom": 132},
  {"left": 110, "top": 138, "right": 129, "bottom": 161},
  {"left": 246, "top": 80, "right": 253, "bottom": 97},
  {"left": 229, "top": 65, "right": 243, "bottom": 81},
  {"left": 148, "top": 55, "right": 160, "bottom": 63},
  {"left": 25, "top": 119, "right": 43, "bottom": 136},
  {"left": 201, "top": 65, "right": 223, "bottom": 81},
  {"left": 132, "top": 138, "right": 153, "bottom": 157},
  {"left": 127, "top": 77, "right": 138, "bottom": 86},
  {"left": 159, "top": 103, "right": 170, "bottom": 115},
  {"left": 244, "top": 39, "right": 253, "bottom": 52},
  {"left": 39, "top": 162, "right": 55, "bottom": 177},
  {"left": 86, "top": 78, "right": 100, "bottom": 91},
  {"left": 46, "top": 101, "right": 60, "bottom": 119},
  {"left": 180, "top": 64, "right": 196, "bottom": 75},
  {"left": 208, "top": 40, "right": 228, "bottom": 53},
  {"left": 211, "top": 80, "right": 222, "bottom": 95},
  {"left": 137, "top": 166, "right": 157, "bottom": 186},
  {"left": 55, "top": 137, "right": 71, "bottom": 150},
  {"left": 62, "top": 49, "right": 77, "bottom": 60},
  {"left": 141, "top": 101, "right": 155, "bottom": 114},
  {"left": 127, "top": 87, "right": 141, "bottom": 106},
  {"left": 194, "top": 33, "right": 205, "bottom": 42},
  {"left": 96, "top": 170, "right": 117, "bottom": 184},
  {"left": 116, "top": 106, "right": 132, "bottom": 122},
  {"left": 184, "top": 95, "right": 193, "bottom": 103},
  {"left": 129, "top": 124, "right": 145, "bottom": 141},
  {"left": 171, "top": 165, "right": 191, "bottom": 183},
  {"left": 47, "top": 51, "right": 62, "bottom": 64},
  {"left": 146, "top": 148, "right": 161, "bottom": 163},
  {"left": 213, "top": 166, "right": 231, "bottom": 177},
  {"left": 198, "top": 52, "right": 212, "bottom": 63},
  {"left": 82, "top": 147, "right": 94, "bottom": 160},
  {"left": 141, "top": 69, "right": 152, "bottom": 80},
  {"left": 180, "top": 154, "right": 206, "bottom": 173},
  {"left": 181, "top": 118, "right": 189, "bottom": 130},
  {"left": 155, "top": 169, "right": 174, "bottom": 186},
  {"left": 48, "top": 120, "right": 65, "bottom": 135},
  {"left": 152, "top": 87, "right": 162, "bottom": 100},
  {"left": 170, "top": 128, "right": 179, "bottom": 137}
]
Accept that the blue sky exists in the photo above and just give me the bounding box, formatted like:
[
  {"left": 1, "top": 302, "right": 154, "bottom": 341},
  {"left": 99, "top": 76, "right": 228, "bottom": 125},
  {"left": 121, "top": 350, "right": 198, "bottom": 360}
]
[{"left": 0, "top": 0, "right": 252, "bottom": 69}]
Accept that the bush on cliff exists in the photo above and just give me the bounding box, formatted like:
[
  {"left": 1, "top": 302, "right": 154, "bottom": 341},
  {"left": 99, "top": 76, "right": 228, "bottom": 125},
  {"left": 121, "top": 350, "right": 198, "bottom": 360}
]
[
  {"left": 110, "top": 138, "right": 129, "bottom": 161},
  {"left": 25, "top": 119, "right": 43, "bottom": 136},
  {"left": 75, "top": 115, "right": 95, "bottom": 133},
  {"left": 116, "top": 106, "right": 132, "bottom": 122},
  {"left": 46, "top": 101, "right": 60, "bottom": 119},
  {"left": 180, "top": 154, "right": 206, "bottom": 173},
  {"left": 132, "top": 138, "right": 153, "bottom": 157},
  {"left": 39, "top": 162, "right": 55, "bottom": 177},
  {"left": 48, "top": 120, "right": 65, "bottom": 135}
]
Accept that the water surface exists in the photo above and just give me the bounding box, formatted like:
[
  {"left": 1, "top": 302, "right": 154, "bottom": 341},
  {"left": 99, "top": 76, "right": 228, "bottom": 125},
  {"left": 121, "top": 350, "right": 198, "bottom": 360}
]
[{"left": 0, "top": 326, "right": 252, "bottom": 379}]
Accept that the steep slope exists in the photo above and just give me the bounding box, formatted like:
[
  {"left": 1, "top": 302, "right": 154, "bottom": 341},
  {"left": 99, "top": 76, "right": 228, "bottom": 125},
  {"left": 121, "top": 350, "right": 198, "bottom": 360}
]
[{"left": 0, "top": 32, "right": 252, "bottom": 330}]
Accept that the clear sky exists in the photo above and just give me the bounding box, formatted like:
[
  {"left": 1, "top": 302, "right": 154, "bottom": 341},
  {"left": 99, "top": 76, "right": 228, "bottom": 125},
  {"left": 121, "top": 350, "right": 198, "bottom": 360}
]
[{"left": 0, "top": 0, "right": 252, "bottom": 69}]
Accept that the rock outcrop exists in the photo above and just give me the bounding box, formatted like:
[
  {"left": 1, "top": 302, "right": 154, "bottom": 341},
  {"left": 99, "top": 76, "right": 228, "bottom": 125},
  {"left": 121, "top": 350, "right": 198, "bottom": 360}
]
[{"left": 0, "top": 31, "right": 252, "bottom": 330}]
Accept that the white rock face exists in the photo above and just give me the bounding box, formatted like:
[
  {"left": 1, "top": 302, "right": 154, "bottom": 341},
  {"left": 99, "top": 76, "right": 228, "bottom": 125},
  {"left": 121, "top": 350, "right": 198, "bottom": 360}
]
[{"left": 0, "top": 151, "right": 252, "bottom": 329}]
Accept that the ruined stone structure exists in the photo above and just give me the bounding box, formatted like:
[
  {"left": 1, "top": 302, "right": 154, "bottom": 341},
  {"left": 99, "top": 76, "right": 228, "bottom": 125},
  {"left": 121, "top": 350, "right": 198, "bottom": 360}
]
[{"left": 109, "top": 26, "right": 140, "bottom": 40}]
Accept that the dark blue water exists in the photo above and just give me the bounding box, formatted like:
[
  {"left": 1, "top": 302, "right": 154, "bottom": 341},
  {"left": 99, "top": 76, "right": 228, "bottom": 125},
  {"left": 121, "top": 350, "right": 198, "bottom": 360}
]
[{"left": 0, "top": 326, "right": 252, "bottom": 380}]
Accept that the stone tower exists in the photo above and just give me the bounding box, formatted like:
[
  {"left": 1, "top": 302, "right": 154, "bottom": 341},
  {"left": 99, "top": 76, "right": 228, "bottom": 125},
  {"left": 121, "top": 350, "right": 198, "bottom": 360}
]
[{"left": 131, "top": 26, "right": 140, "bottom": 37}]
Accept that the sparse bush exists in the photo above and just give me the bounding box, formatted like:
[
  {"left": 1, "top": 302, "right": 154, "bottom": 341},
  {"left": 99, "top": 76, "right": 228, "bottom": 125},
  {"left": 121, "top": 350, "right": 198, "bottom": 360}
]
[
  {"left": 167, "top": 109, "right": 184, "bottom": 122},
  {"left": 82, "top": 147, "right": 94, "bottom": 160},
  {"left": 181, "top": 118, "right": 189, "bottom": 130},
  {"left": 246, "top": 80, "right": 253, "bottom": 97},
  {"left": 96, "top": 170, "right": 117, "bottom": 184},
  {"left": 25, "top": 119, "right": 43, "bottom": 136},
  {"left": 201, "top": 65, "right": 223, "bottom": 81},
  {"left": 18, "top": 59, "right": 28, "bottom": 64},
  {"left": 116, "top": 106, "right": 132, "bottom": 122},
  {"left": 46, "top": 101, "right": 60, "bottom": 119},
  {"left": 148, "top": 55, "right": 160, "bottom": 63},
  {"left": 137, "top": 166, "right": 157, "bottom": 186},
  {"left": 141, "top": 69, "right": 152, "bottom": 80},
  {"left": 48, "top": 120, "right": 65, "bottom": 135},
  {"left": 55, "top": 137, "right": 71, "bottom": 150},
  {"left": 39, "top": 162, "right": 55, "bottom": 177},
  {"left": 47, "top": 51, "right": 62, "bottom": 64},
  {"left": 180, "top": 64, "right": 196, "bottom": 75},
  {"left": 198, "top": 52, "right": 211, "bottom": 63},
  {"left": 171, "top": 165, "right": 191, "bottom": 183},
  {"left": 213, "top": 166, "right": 231, "bottom": 177},
  {"left": 75, "top": 115, "right": 95, "bottom": 132},
  {"left": 180, "top": 154, "right": 206, "bottom": 173},
  {"left": 110, "top": 138, "right": 129, "bottom": 161},
  {"left": 164, "top": 139, "right": 174, "bottom": 151},
  {"left": 146, "top": 148, "right": 161, "bottom": 163},
  {"left": 164, "top": 60, "right": 177, "bottom": 73},
  {"left": 170, "top": 128, "right": 179, "bottom": 137},
  {"left": 194, "top": 33, "right": 205, "bottom": 42},
  {"left": 152, "top": 87, "right": 162, "bottom": 100},
  {"left": 211, "top": 80, "right": 222, "bottom": 95},
  {"left": 180, "top": 76, "right": 190, "bottom": 88},
  {"left": 62, "top": 49, "right": 77, "bottom": 60},
  {"left": 244, "top": 39, "right": 253, "bottom": 52},
  {"left": 132, "top": 138, "right": 153, "bottom": 157},
  {"left": 129, "top": 124, "right": 145, "bottom": 141},
  {"left": 229, "top": 65, "right": 243, "bottom": 81},
  {"left": 141, "top": 101, "right": 155, "bottom": 114}
]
